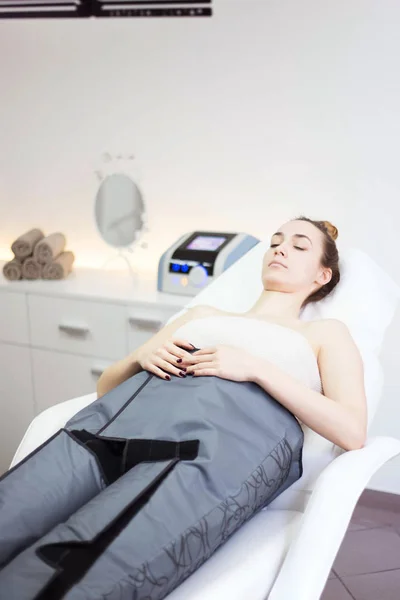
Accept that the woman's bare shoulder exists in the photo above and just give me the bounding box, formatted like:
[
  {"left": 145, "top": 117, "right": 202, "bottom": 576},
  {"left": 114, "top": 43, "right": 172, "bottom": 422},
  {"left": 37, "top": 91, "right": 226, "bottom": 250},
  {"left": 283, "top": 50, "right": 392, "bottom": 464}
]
[
  {"left": 306, "top": 318, "right": 345, "bottom": 337},
  {"left": 304, "top": 318, "right": 344, "bottom": 356}
]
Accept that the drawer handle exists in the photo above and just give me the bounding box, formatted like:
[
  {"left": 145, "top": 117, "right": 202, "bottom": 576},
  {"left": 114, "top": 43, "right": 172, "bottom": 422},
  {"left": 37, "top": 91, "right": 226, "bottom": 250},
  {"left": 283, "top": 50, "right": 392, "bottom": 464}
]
[
  {"left": 58, "top": 324, "right": 90, "bottom": 336},
  {"left": 90, "top": 367, "right": 105, "bottom": 378},
  {"left": 128, "top": 317, "right": 162, "bottom": 331}
]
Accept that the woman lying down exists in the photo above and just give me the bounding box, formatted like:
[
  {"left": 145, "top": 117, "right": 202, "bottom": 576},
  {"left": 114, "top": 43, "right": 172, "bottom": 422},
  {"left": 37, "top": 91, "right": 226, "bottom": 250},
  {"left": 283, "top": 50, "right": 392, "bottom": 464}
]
[{"left": 0, "top": 216, "right": 367, "bottom": 600}]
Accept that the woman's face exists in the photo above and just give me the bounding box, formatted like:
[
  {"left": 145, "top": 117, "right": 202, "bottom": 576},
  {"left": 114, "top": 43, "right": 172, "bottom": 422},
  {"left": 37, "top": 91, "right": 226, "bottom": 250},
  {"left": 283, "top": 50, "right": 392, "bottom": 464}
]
[{"left": 262, "top": 220, "right": 329, "bottom": 294}]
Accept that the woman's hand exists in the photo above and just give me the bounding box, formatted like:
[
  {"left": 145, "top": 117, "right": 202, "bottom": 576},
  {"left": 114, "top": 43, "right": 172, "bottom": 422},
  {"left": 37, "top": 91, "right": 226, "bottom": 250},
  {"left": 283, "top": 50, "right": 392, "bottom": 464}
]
[
  {"left": 137, "top": 338, "right": 195, "bottom": 380},
  {"left": 182, "top": 345, "right": 255, "bottom": 383}
]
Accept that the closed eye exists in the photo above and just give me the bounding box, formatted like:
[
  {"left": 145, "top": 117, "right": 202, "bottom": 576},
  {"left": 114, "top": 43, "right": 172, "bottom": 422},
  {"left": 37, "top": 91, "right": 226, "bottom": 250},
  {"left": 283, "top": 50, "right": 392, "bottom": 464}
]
[{"left": 270, "top": 244, "right": 306, "bottom": 251}]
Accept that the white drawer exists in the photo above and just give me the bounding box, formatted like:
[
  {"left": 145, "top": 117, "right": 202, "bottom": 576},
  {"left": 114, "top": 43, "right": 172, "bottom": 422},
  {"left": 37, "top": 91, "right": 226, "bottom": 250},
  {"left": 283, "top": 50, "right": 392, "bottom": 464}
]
[
  {"left": 32, "top": 347, "right": 114, "bottom": 413},
  {"left": 28, "top": 295, "right": 127, "bottom": 360},
  {"left": 126, "top": 304, "right": 180, "bottom": 353},
  {"left": 0, "top": 291, "right": 29, "bottom": 345}
]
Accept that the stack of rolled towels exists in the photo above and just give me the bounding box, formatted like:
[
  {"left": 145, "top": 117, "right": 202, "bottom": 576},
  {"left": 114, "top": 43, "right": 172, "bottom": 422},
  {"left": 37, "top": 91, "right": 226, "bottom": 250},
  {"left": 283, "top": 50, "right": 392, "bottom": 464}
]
[{"left": 3, "top": 229, "right": 75, "bottom": 281}]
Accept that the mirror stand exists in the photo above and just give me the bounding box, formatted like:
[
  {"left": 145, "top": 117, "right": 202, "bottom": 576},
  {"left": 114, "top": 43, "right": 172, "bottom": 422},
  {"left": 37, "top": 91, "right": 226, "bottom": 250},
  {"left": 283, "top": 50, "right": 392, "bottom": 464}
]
[{"left": 100, "top": 247, "right": 137, "bottom": 281}]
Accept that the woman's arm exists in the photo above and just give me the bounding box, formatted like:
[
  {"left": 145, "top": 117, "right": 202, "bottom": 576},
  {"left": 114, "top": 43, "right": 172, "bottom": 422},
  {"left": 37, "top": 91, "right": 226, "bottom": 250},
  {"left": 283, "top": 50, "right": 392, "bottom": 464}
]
[{"left": 248, "top": 319, "right": 368, "bottom": 452}]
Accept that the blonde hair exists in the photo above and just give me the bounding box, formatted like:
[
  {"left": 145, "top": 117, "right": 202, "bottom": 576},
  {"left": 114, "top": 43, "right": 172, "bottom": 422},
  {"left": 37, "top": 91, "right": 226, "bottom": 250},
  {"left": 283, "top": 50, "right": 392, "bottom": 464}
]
[{"left": 322, "top": 220, "right": 339, "bottom": 241}]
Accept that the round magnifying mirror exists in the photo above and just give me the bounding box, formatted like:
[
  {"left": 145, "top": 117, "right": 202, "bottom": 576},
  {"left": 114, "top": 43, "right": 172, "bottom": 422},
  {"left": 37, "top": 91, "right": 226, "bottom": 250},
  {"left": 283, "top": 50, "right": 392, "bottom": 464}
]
[{"left": 94, "top": 173, "right": 145, "bottom": 248}]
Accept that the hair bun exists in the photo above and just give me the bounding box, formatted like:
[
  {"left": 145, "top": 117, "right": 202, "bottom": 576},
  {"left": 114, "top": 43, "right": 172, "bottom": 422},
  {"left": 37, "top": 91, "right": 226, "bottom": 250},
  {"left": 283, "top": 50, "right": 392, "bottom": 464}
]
[{"left": 323, "top": 221, "right": 339, "bottom": 241}]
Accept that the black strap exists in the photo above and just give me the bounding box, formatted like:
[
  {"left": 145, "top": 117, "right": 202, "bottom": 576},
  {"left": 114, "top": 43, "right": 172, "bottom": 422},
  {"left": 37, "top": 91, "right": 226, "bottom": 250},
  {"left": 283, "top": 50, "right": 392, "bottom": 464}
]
[
  {"left": 70, "top": 430, "right": 199, "bottom": 485},
  {"left": 122, "top": 438, "right": 200, "bottom": 473}
]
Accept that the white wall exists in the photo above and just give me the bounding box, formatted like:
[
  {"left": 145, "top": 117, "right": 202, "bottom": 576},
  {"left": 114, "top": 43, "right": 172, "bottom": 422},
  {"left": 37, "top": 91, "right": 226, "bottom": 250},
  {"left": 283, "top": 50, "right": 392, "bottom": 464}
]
[{"left": 1, "top": 0, "right": 399, "bottom": 492}]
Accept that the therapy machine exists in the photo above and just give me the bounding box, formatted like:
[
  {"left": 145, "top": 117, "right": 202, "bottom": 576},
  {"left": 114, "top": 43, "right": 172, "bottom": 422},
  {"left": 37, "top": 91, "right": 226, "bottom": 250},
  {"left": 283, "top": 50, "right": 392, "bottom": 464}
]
[{"left": 157, "top": 231, "right": 260, "bottom": 296}]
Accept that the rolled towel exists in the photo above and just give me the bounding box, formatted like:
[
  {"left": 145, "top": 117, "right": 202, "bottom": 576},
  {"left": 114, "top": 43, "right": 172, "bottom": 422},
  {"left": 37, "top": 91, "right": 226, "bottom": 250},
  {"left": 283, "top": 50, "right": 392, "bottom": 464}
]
[
  {"left": 22, "top": 257, "right": 42, "bottom": 280},
  {"left": 33, "top": 232, "right": 66, "bottom": 265},
  {"left": 11, "top": 228, "right": 45, "bottom": 260},
  {"left": 3, "top": 259, "right": 23, "bottom": 281},
  {"left": 42, "top": 251, "right": 75, "bottom": 280}
]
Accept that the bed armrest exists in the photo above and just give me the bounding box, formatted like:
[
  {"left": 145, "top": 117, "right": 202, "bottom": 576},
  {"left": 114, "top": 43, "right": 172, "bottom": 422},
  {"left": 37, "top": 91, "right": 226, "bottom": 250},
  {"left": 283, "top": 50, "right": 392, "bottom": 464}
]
[{"left": 269, "top": 435, "right": 400, "bottom": 600}]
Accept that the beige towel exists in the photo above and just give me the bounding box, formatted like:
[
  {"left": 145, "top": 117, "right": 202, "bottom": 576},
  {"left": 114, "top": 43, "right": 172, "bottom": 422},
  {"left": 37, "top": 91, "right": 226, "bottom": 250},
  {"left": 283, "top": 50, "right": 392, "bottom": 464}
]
[
  {"left": 11, "top": 228, "right": 45, "bottom": 260},
  {"left": 33, "top": 233, "right": 66, "bottom": 265},
  {"left": 3, "top": 259, "right": 23, "bottom": 281},
  {"left": 42, "top": 251, "right": 75, "bottom": 280},
  {"left": 22, "top": 257, "right": 42, "bottom": 280}
]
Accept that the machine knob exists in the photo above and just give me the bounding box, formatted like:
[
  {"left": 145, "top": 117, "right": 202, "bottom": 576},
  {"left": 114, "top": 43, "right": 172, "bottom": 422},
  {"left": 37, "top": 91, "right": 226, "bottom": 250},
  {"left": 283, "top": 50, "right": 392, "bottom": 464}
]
[{"left": 188, "top": 265, "right": 208, "bottom": 287}]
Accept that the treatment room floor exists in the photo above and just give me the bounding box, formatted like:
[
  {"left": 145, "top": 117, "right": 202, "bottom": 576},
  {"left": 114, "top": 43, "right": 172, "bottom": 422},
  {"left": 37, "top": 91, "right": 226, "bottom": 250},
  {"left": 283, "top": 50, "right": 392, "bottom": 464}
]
[{"left": 321, "top": 491, "right": 400, "bottom": 600}]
